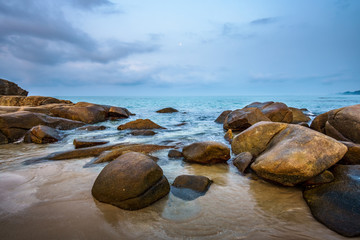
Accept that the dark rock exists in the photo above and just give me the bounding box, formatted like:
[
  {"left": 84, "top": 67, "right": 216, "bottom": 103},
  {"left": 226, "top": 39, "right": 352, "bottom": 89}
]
[
  {"left": 73, "top": 139, "right": 109, "bottom": 149},
  {"left": 224, "top": 129, "right": 233, "bottom": 143},
  {"left": 0, "top": 79, "right": 28, "bottom": 96},
  {"left": 182, "top": 141, "right": 230, "bottom": 164},
  {"left": 117, "top": 119, "right": 165, "bottom": 130},
  {"left": 168, "top": 149, "right": 183, "bottom": 158},
  {"left": 93, "top": 144, "right": 173, "bottom": 163},
  {"left": 215, "top": 110, "right": 232, "bottom": 124},
  {"left": 232, "top": 122, "right": 347, "bottom": 186},
  {"left": 223, "top": 108, "right": 270, "bottom": 131},
  {"left": 339, "top": 141, "right": 360, "bottom": 165},
  {"left": 77, "top": 125, "right": 107, "bottom": 131},
  {"left": 0, "top": 111, "right": 84, "bottom": 142},
  {"left": 172, "top": 175, "right": 212, "bottom": 192},
  {"left": 92, "top": 152, "right": 170, "bottom": 210},
  {"left": 303, "top": 165, "right": 360, "bottom": 237},
  {"left": 0, "top": 130, "right": 8, "bottom": 144},
  {"left": 130, "top": 130, "right": 156, "bottom": 136},
  {"left": 24, "top": 125, "right": 61, "bottom": 144},
  {"left": 156, "top": 107, "right": 178, "bottom": 113},
  {"left": 233, "top": 152, "right": 253, "bottom": 173},
  {"left": 303, "top": 170, "right": 334, "bottom": 186},
  {"left": 175, "top": 122, "right": 187, "bottom": 127}
]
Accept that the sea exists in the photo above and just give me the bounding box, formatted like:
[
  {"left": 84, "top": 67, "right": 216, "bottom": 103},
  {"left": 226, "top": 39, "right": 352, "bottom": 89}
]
[{"left": 0, "top": 95, "right": 359, "bottom": 240}]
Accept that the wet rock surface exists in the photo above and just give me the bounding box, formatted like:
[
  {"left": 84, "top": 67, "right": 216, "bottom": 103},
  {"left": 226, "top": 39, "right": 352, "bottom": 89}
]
[
  {"left": 223, "top": 108, "right": 270, "bottom": 131},
  {"left": 182, "top": 141, "right": 230, "bottom": 164},
  {"left": 232, "top": 152, "right": 253, "bottom": 174},
  {"left": 73, "top": 139, "right": 109, "bottom": 149}
]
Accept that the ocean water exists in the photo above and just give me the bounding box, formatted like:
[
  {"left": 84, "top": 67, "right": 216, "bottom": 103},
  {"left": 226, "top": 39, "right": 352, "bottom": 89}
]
[{"left": 0, "top": 95, "right": 359, "bottom": 240}]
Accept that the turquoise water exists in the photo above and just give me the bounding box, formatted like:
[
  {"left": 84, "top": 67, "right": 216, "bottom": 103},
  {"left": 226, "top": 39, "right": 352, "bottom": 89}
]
[{"left": 1, "top": 95, "right": 360, "bottom": 240}]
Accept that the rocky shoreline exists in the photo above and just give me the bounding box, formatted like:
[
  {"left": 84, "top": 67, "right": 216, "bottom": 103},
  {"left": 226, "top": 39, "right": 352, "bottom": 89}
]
[{"left": 1, "top": 79, "right": 359, "bottom": 237}]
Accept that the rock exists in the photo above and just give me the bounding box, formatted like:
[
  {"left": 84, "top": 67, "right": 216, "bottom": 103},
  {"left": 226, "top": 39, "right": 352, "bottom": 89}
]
[
  {"left": 77, "top": 125, "right": 107, "bottom": 131},
  {"left": 311, "top": 104, "right": 360, "bottom": 144},
  {"left": 233, "top": 152, "right": 253, "bottom": 173},
  {"left": 24, "top": 125, "right": 61, "bottom": 144},
  {"left": 93, "top": 144, "right": 172, "bottom": 163},
  {"left": 0, "top": 95, "right": 71, "bottom": 106},
  {"left": 0, "top": 111, "right": 84, "bottom": 142},
  {"left": 215, "top": 110, "right": 232, "bottom": 123},
  {"left": 156, "top": 107, "right": 178, "bottom": 113},
  {"left": 175, "top": 122, "right": 187, "bottom": 127},
  {"left": 245, "top": 101, "right": 293, "bottom": 123},
  {"left": 339, "top": 141, "right": 360, "bottom": 165},
  {"left": 130, "top": 130, "right": 156, "bottom": 136},
  {"left": 182, "top": 141, "right": 230, "bottom": 164},
  {"left": 168, "top": 149, "right": 183, "bottom": 158},
  {"left": 223, "top": 108, "right": 270, "bottom": 131},
  {"left": 92, "top": 152, "right": 170, "bottom": 210},
  {"left": 73, "top": 139, "right": 109, "bottom": 149},
  {"left": 289, "top": 107, "right": 311, "bottom": 123},
  {"left": 303, "top": 165, "right": 360, "bottom": 237},
  {"left": 303, "top": 170, "right": 334, "bottom": 186},
  {"left": 224, "top": 129, "right": 233, "bottom": 143},
  {"left": 0, "top": 79, "right": 28, "bottom": 96},
  {"left": 117, "top": 119, "right": 165, "bottom": 130},
  {"left": 232, "top": 122, "right": 347, "bottom": 186},
  {"left": 108, "top": 106, "right": 129, "bottom": 118},
  {"left": 172, "top": 175, "right": 212, "bottom": 192},
  {"left": 0, "top": 131, "right": 8, "bottom": 144}
]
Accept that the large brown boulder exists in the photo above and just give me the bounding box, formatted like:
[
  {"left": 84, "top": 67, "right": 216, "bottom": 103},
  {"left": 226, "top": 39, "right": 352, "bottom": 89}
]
[
  {"left": 303, "top": 165, "right": 360, "bottom": 237},
  {"left": 232, "top": 122, "right": 347, "bottom": 186},
  {"left": 0, "top": 79, "right": 28, "bottom": 96},
  {"left": 311, "top": 104, "right": 360, "bottom": 144},
  {"left": 156, "top": 107, "right": 178, "bottom": 113},
  {"left": 245, "top": 101, "right": 293, "bottom": 123},
  {"left": 92, "top": 152, "right": 170, "bottom": 210},
  {"left": 108, "top": 106, "right": 130, "bottom": 118},
  {"left": 24, "top": 125, "right": 61, "bottom": 144},
  {"left": 0, "top": 111, "right": 84, "bottom": 142},
  {"left": 117, "top": 119, "right": 165, "bottom": 130},
  {"left": 223, "top": 108, "right": 270, "bottom": 131},
  {"left": 215, "top": 110, "right": 232, "bottom": 124},
  {"left": 182, "top": 141, "right": 230, "bottom": 164}
]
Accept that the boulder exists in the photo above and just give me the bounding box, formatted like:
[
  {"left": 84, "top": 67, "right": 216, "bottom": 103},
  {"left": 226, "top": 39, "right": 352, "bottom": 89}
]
[
  {"left": 156, "top": 107, "right": 178, "bottom": 113},
  {"left": 77, "top": 125, "right": 107, "bottom": 131},
  {"left": 117, "top": 119, "right": 165, "bottom": 130},
  {"left": 215, "top": 110, "right": 232, "bottom": 123},
  {"left": 289, "top": 107, "right": 311, "bottom": 123},
  {"left": 303, "top": 165, "right": 360, "bottom": 237},
  {"left": 245, "top": 101, "right": 293, "bottom": 123},
  {"left": 93, "top": 144, "right": 172, "bottom": 163},
  {"left": 223, "top": 108, "right": 270, "bottom": 131},
  {"left": 233, "top": 152, "right": 253, "bottom": 173},
  {"left": 130, "top": 130, "right": 156, "bottom": 136},
  {"left": 310, "top": 104, "right": 360, "bottom": 144},
  {"left": 0, "top": 111, "right": 84, "bottom": 142},
  {"left": 303, "top": 170, "right": 334, "bottom": 186},
  {"left": 168, "top": 149, "right": 183, "bottom": 158},
  {"left": 172, "top": 175, "right": 212, "bottom": 192},
  {"left": 0, "top": 79, "right": 28, "bottom": 96},
  {"left": 73, "top": 139, "right": 109, "bottom": 149},
  {"left": 182, "top": 141, "right": 230, "bottom": 164},
  {"left": 108, "top": 106, "right": 130, "bottom": 118},
  {"left": 0, "top": 95, "right": 71, "bottom": 106},
  {"left": 339, "top": 141, "right": 360, "bottom": 165},
  {"left": 232, "top": 122, "right": 347, "bottom": 186},
  {"left": 24, "top": 125, "right": 61, "bottom": 144},
  {"left": 92, "top": 152, "right": 170, "bottom": 210}
]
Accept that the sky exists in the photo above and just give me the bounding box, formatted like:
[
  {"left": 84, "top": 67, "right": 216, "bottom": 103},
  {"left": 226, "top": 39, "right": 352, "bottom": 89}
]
[{"left": 0, "top": 0, "right": 359, "bottom": 96}]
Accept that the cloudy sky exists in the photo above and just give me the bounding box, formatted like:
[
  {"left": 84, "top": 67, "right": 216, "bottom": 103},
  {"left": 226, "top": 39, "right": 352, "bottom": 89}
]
[{"left": 0, "top": 0, "right": 359, "bottom": 96}]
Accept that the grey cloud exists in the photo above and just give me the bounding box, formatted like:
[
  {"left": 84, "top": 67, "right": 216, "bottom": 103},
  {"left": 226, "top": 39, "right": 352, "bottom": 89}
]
[
  {"left": 70, "top": 0, "right": 113, "bottom": 9},
  {"left": 250, "top": 17, "right": 277, "bottom": 25}
]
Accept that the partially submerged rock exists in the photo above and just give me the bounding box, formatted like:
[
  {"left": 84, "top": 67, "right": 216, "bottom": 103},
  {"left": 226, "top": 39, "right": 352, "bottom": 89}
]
[
  {"left": 0, "top": 111, "right": 84, "bottom": 142},
  {"left": 310, "top": 104, "right": 360, "bottom": 144},
  {"left": 232, "top": 122, "right": 347, "bottom": 186},
  {"left": 303, "top": 165, "right": 360, "bottom": 237},
  {"left": 92, "top": 152, "right": 170, "bottom": 210},
  {"left": 0, "top": 78, "right": 28, "bottom": 96},
  {"left": 73, "top": 139, "right": 109, "bottom": 149},
  {"left": 24, "top": 125, "right": 61, "bottom": 144},
  {"left": 117, "top": 119, "right": 165, "bottom": 130},
  {"left": 130, "top": 130, "right": 156, "bottom": 136},
  {"left": 223, "top": 108, "right": 270, "bottom": 131},
  {"left": 233, "top": 152, "right": 253, "bottom": 173},
  {"left": 156, "top": 107, "right": 178, "bottom": 113},
  {"left": 108, "top": 106, "right": 130, "bottom": 118},
  {"left": 215, "top": 110, "right": 232, "bottom": 124},
  {"left": 172, "top": 175, "right": 212, "bottom": 192},
  {"left": 168, "top": 149, "right": 183, "bottom": 158},
  {"left": 182, "top": 141, "right": 230, "bottom": 164}
]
